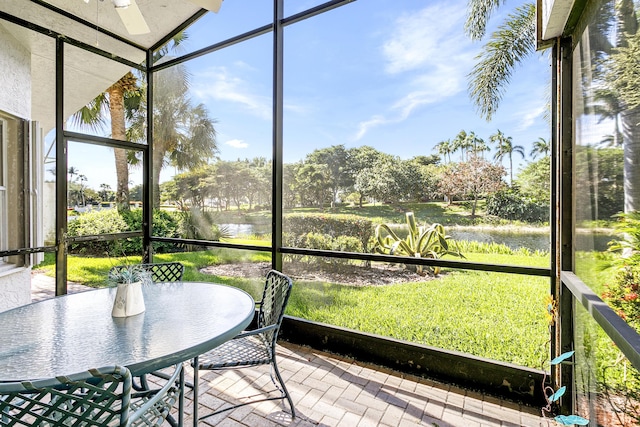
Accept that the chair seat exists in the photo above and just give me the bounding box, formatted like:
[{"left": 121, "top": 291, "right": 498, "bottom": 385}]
[{"left": 197, "top": 335, "right": 272, "bottom": 369}]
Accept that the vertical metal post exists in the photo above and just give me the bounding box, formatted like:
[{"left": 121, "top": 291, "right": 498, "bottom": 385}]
[
  {"left": 272, "top": 0, "right": 284, "bottom": 271},
  {"left": 22, "top": 120, "right": 30, "bottom": 268},
  {"left": 559, "top": 36, "right": 575, "bottom": 415},
  {"left": 550, "top": 39, "right": 559, "bottom": 380},
  {"left": 55, "top": 37, "right": 67, "bottom": 296},
  {"left": 143, "top": 50, "right": 153, "bottom": 263}
]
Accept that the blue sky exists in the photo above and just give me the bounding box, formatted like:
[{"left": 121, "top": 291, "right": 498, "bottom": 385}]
[{"left": 66, "top": 0, "right": 550, "bottom": 190}]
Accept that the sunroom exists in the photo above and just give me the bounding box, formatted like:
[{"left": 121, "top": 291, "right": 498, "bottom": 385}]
[{"left": 0, "top": 0, "right": 638, "bottom": 425}]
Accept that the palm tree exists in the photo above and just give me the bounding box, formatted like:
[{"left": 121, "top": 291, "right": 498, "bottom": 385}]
[
  {"left": 144, "top": 64, "right": 218, "bottom": 208},
  {"left": 73, "top": 34, "right": 218, "bottom": 210},
  {"left": 453, "top": 130, "right": 471, "bottom": 160},
  {"left": 530, "top": 137, "right": 550, "bottom": 158},
  {"left": 491, "top": 130, "right": 524, "bottom": 185},
  {"left": 71, "top": 71, "right": 139, "bottom": 211},
  {"left": 465, "top": 0, "right": 640, "bottom": 213},
  {"left": 434, "top": 139, "right": 453, "bottom": 163},
  {"left": 465, "top": 131, "right": 488, "bottom": 158}
]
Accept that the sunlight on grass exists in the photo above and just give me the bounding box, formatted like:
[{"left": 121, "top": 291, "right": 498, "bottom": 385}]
[{"left": 287, "top": 270, "right": 548, "bottom": 368}]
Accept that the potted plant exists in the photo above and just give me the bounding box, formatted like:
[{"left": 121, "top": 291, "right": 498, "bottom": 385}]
[{"left": 108, "top": 265, "right": 152, "bottom": 318}]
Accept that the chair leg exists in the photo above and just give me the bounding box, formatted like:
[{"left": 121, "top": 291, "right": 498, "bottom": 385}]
[
  {"left": 271, "top": 358, "right": 296, "bottom": 418},
  {"left": 192, "top": 356, "right": 199, "bottom": 427}
]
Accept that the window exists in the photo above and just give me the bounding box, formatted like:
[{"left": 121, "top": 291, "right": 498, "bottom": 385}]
[
  {"left": 0, "top": 119, "right": 5, "bottom": 259},
  {"left": 0, "top": 112, "right": 28, "bottom": 270}
]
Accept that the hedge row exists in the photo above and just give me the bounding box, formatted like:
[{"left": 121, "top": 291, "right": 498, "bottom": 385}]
[{"left": 283, "top": 213, "right": 373, "bottom": 252}]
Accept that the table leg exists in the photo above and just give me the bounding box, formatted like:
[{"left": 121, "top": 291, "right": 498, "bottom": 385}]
[
  {"left": 193, "top": 356, "right": 199, "bottom": 427},
  {"left": 179, "top": 364, "right": 185, "bottom": 427}
]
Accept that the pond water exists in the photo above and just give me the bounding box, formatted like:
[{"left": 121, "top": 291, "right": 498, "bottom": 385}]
[{"left": 221, "top": 223, "right": 613, "bottom": 252}]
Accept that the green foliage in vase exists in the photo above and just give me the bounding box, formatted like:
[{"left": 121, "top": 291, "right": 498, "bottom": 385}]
[
  {"left": 373, "top": 212, "right": 464, "bottom": 275},
  {"left": 107, "top": 264, "right": 153, "bottom": 286}
]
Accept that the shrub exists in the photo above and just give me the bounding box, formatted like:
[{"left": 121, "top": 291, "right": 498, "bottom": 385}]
[
  {"left": 67, "top": 209, "right": 129, "bottom": 255},
  {"left": 282, "top": 214, "right": 371, "bottom": 267},
  {"left": 602, "top": 264, "right": 640, "bottom": 331},
  {"left": 486, "top": 188, "right": 549, "bottom": 223},
  {"left": 67, "top": 208, "right": 181, "bottom": 256},
  {"left": 119, "top": 209, "right": 181, "bottom": 254},
  {"left": 284, "top": 213, "right": 373, "bottom": 252}
]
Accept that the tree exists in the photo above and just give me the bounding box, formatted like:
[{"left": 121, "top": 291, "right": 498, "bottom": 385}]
[
  {"left": 71, "top": 72, "right": 140, "bottom": 211},
  {"left": 305, "top": 145, "right": 351, "bottom": 208},
  {"left": 602, "top": 16, "right": 640, "bottom": 213},
  {"left": 296, "top": 163, "right": 331, "bottom": 208},
  {"left": 465, "top": 0, "right": 640, "bottom": 214},
  {"left": 348, "top": 146, "right": 388, "bottom": 207},
  {"left": 530, "top": 137, "right": 550, "bottom": 159},
  {"left": 515, "top": 156, "right": 551, "bottom": 202},
  {"left": 434, "top": 139, "right": 453, "bottom": 163},
  {"left": 283, "top": 162, "right": 302, "bottom": 208},
  {"left": 491, "top": 129, "right": 524, "bottom": 185},
  {"left": 353, "top": 152, "right": 397, "bottom": 205},
  {"left": 452, "top": 130, "right": 472, "bottom": 160},
  {"left": 574, "top": 147, "right": 624, "bottom": 220},
  {"left": 146, "top": 65, "right": 218, "bottom": 208},
  {"left": 439, "top": 155, "right": 506, "bottom": 216},
  {"left": 99, "top": 183, "right": 114, "bottom": 203}
]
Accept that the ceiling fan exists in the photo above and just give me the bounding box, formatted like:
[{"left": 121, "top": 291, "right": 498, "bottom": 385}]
[{"left": 83, "top": 0, "right": 223, "bottom": 35}]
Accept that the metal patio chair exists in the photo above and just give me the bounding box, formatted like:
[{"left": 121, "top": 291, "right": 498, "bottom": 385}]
[
  {"left": 109, "top": 262, "right": 185, "bottom": 283},
  {"left": 192, "top": 269, "right": 295, "bottom": 424},
  {"left": 0, "top": 363, "right": 182, "bottom": 427}
]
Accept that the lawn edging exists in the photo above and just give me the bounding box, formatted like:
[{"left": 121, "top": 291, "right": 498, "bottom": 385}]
[{"left": 279, "top": 315, "right": 547, "bottom": 408}]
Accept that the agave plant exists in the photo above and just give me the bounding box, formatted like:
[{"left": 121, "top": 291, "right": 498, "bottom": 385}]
[{"left": 374, "top": 212, "right": 464, "bottom": 275}]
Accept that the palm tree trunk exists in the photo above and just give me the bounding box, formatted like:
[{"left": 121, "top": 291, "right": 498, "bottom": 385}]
[
  {"left": 152, "top": 143, "right": 165, "bottom": 209},
  {"left": 509, "top": 155, "right": 513, "bottom": 185},
  {"left": 621, "top": 106, "right": 640, "bottom": 213},
  {"left": 107, "top": 85, "right": 130, "bottom": 212},
  {"left": 618, "top": 0, "right": 640, "bottom": 213}
]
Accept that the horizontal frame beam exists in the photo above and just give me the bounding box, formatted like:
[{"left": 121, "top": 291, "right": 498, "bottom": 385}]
[{"left": 562, "top": 271, "right": 640, "bottom": 371}]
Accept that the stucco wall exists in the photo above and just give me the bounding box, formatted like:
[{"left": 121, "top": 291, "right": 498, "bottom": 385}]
[
  {"left": 0, "top": 268, "right": 31, "bottom": 311},
  {"left": 0, "top": 24, "right": 30, "bottom": 119},
  {"left": 0, "top": 24, "right": 32, "bottom": 311}
]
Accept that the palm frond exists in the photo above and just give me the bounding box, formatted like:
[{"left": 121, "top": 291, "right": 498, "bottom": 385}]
[
  {"left": 468, "top": 3, "right": 536, "bottom": 121},
  {"left": 70, "top": 93, "right": 109, "bottom": 132},
  {"left": 465, "top": 0, "right": 507, "bottom": 41}
]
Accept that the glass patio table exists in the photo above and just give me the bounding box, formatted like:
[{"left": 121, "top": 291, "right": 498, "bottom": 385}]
[{"left": 0, "top": 282, "right": 255, "bottom": 425}]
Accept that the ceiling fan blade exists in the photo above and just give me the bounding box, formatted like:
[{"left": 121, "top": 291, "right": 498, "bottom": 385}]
[
  {"left": 189, "top": 0, "right": 223, "bottom": 13},
  {"left": 115, "top": 0, "right": 150, "bottom": 35}
]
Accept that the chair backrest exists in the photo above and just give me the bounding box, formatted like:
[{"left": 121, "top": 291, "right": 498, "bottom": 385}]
[
  {"left": 110, "top": 262, "right": 184, "bottom": 283},
  {"left": 257, "top": 270, "right": 293, "bottom": 344},
  {"left": 0, "top": 363, "right": 183, "bottom": 427},
  {"left": 0, "top": 365, "right": 132, "bottom": 426}
]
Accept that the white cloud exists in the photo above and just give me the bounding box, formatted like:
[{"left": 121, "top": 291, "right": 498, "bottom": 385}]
[
  {"left": 517, "top": 102, "right": 547, "bottom": 131},
  {"left": 193, "top": 66, "right": 271, "bottom": 120},
  {"left": 382, "top": 3, "right": 471, "bottom": 75},
  {"left": 225, "top": 139, "right": 249, "bottom": 149},
  {"left": 355, "top": 2, "right": 476, "bottom": 140}
]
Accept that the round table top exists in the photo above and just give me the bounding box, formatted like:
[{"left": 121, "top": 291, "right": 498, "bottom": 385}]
[{"left": 0, "top": 282, "right": 255, "bottom": 381}]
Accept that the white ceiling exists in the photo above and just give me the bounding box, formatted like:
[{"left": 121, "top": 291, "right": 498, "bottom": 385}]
[{"left": 0, "top": 0, "right": 210, "bottom": 132}]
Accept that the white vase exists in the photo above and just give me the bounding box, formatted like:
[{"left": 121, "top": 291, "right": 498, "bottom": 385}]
[{"left": 112, "top": 281, "right": 146, "bottom": 317}]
